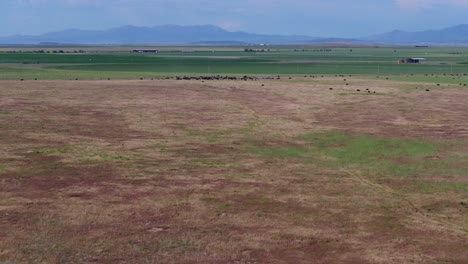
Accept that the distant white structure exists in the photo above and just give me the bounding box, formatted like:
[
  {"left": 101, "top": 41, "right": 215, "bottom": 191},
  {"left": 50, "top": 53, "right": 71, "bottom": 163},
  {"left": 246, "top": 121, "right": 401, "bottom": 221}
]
[
  {"left": 132, "top": 49, "right": 159, "bottom": 53},
  {"left": 406, "top": 58, "right": 426, "bottom": 63}
]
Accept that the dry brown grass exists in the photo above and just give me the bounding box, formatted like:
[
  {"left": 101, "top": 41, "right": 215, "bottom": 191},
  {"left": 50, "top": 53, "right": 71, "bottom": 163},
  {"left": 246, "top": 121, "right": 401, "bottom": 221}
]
[{"left": 1, "top": 77, "right": 467, "bottom": 263}]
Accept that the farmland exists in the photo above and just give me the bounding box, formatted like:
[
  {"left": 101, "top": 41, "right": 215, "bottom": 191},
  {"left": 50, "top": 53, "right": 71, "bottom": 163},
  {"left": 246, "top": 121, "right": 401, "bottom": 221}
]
[
  {"left": 2, "top": 46, "right": 468, "bottom": 79},
  {"left": 1, "top": 46, "right": 468, "bottom": 263}
]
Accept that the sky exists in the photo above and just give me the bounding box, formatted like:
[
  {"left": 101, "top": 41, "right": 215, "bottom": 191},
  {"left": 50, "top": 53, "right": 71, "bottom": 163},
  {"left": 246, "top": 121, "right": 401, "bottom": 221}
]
[{"left": 1, "top": 0, "right": 468, "bottom": 38}]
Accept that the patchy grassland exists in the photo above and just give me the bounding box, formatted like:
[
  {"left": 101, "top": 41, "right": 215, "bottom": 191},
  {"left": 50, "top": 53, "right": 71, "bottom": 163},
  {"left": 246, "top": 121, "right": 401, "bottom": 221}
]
[{"left": 0, "top": 77, "right": 467, "bottom": 263}]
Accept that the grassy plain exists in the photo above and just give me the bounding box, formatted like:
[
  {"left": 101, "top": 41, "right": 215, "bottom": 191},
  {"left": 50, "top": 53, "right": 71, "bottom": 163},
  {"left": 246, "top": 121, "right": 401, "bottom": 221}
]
[
  {"left": 2, "top": 45, "right": 468, "bottom": 79},
  {"left": 1, "top": 45, "right": 468, "bottom": 262},
  {"left": 1, "top": 74, "right": 467, "bottom": 263}
]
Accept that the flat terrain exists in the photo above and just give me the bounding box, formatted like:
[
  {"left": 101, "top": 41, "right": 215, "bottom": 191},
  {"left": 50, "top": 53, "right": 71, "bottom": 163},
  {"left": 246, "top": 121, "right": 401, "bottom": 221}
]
[
  {"left": 1, "top": 77, "right": 467, "bottom": 263},
  {"left": 2, "top": 46, "right": 468, "bottom": 79}
]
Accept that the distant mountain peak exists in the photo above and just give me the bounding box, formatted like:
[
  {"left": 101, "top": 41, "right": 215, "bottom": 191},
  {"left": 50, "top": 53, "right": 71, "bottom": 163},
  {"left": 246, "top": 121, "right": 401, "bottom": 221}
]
[
  {"left": 2, "top": 24, "right": 468, "bottom": 45},
  {"left": 0, "top": 24, "right": 318, "bottom": 45},
  {"left": 447, "top": 24, "right": 468, "bottom": 29},
  {"left": 365, "top": 24, "right": 468, "bottom": 44}
]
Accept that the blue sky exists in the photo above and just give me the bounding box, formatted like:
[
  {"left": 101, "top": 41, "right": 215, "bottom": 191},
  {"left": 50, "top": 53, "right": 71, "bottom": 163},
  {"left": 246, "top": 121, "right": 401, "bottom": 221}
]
[{"left": 2, "top": 0, "right": 468, "bottom": 37}]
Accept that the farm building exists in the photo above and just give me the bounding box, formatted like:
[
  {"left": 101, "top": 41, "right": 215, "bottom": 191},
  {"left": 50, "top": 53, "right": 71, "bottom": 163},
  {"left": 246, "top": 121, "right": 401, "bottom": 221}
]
[
  {"left": 132, "top": 49, "right": 160, "bottom": 53},
  {"left": 406, "top": 58, "right": 426, "bottom": 63}
]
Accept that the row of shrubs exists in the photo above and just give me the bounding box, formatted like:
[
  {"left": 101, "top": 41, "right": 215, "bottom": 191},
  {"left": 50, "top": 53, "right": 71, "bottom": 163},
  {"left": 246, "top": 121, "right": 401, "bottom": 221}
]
[{"left": 1, "top": 50, "right": 86, "bottom": 54}]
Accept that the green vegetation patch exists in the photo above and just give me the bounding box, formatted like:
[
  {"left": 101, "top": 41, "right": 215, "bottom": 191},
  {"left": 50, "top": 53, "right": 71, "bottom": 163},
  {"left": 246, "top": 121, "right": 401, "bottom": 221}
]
[
  {"left": 408, "top": 181, "right": 468, "bottom": 194},
  {"left": 156, "top": 237, "right": 205, "bottom": 252},
  {"left": 83, "top": 151, "right": 142, "bottom": 162},
  {"left": 192, "top": 159, "right": 227, "bottom": 167},
  {"left": 303, "top": 132, "right": 467, "bottom": 178},
  {"left": 303, "top": 131, "right": 436, "bottom": 163},
  {"left": 187, "top": 129, "right": 238, "bottom": 142},
  {"left": 250, "top": 145, "right": 310, "bottom": 158},
  {"left": 32, "top": 145, "right": 143, "bottom": 162},
  {"left": 249, "top": 131, "right": 468, "bottom": 179},
  {"left": 33, "top": 146, "right": 73, "bottom": 155}
]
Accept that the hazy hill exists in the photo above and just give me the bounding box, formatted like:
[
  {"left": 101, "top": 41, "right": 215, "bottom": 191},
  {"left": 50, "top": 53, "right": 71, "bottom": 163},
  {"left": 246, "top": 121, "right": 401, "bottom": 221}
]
[
  {"left": 365, "top": 24, "right": 468, "bottom": 44},
  {"left": 0, "top": 25, "right": 318, "bottom": 45},
  {"left": 2, "top": 24, "right": 468, "bottom": 45}
]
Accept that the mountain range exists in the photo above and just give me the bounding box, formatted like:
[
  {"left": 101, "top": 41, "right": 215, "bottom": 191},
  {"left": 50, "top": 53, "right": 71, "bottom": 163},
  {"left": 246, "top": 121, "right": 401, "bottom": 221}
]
[
  {"left": 0, "top": 25, "right": 319, "bottom": 45},
  {"left": 365, "top": 24, "right": 468, "bottom": 44},
  {"left": 1, "top": 24, "right": 468, "bottom": 45}
]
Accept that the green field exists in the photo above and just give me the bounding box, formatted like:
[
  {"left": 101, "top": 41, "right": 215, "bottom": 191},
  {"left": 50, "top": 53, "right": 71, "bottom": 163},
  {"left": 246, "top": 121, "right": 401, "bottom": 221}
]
[{"left": 2, "top": 45, "right": 468, "bottom": 79}]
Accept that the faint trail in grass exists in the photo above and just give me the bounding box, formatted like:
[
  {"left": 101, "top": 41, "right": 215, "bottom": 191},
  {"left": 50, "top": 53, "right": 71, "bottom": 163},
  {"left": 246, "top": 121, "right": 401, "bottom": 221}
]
[{"left": 343, "top": 168, "right": 468, "bottom": 236}]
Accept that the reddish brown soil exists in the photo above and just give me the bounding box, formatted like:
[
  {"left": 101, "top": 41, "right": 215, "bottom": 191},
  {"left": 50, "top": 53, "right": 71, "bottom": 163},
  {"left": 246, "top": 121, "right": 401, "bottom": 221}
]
[{"left": 0, "top": 78, "right": 467, "bottom": 263}]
